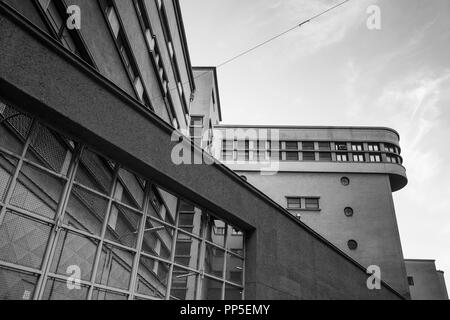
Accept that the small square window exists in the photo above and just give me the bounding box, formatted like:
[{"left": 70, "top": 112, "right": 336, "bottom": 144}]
[
  {"left": 305, "top": 198, "right": 320, "bottom": 209},
  {"left": 285, "top": 142, "right": 298, "bottom": 150},
  {"left": 302, "top": 142, "right": 315, "bottom": 151},
  {"left": 303, "top": 152, "right": 316, "bottom": 161},
  {"left": 368, "top": 143, "right": 380, "bottom": 152},
  {"left": 336, "top": 153, "right": 348, "bottom": 162},
  {"left": 369, "top": 154, "right": 381, "bottom": 162},
  {"left": 353, "top": 153, "right": 365, "bottom": 162},
  {"left": 319, "top": 153, "right": 332, "bottom": 161},
  {"left": 335, "top": 143, "right": 348, "bottom": 151},
  {"left": 285, "top": 152, "right": 299, "bottom": 161},
  {"left": 407, "top": 276, "right": 414, "bottom": 286},
  {"left": 287, "top": 198, "right": 301, "bottom": 209},
  {"left": 318, "top": 142, "right": 331, "bottom": 151}
]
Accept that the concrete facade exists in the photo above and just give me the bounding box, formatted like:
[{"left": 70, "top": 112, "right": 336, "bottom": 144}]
[
  {"left": 213, "top": 125, "right": 410, "bottom": 298},
  {"left": 405, "top": 260, "right": 449, "bottom": 300},
  {"left": 0, "top": 0, "right": 406, "bottom": 299}
]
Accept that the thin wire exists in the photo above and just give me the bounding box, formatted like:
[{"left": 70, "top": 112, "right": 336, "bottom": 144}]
[
  {"left": 217, "top": 0, "right": 352, "bottom": 68},
  {"left": 152, "top": 0, "right": 353, "bottom": 111}
]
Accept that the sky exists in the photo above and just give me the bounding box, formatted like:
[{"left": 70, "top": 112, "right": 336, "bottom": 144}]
[{"left": 180, "top": 0, "right": 450, "bottom": 290}]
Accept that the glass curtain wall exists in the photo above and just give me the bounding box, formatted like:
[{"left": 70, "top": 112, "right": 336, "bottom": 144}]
[{"left": 0, "top": 101, "right": 244, "bottom": 300}]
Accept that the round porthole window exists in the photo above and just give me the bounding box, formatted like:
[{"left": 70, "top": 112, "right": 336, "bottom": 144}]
[
  {"left": 344, "top": 207, "right": 354, "bottom": 217},
  {"left": 348, "top": 240, "right": 358, "bottom": 250},
  {"left": 240, "top": 175, "right": 248, "bottom": 181},
  {"left": 341, "top": 177, "right": 350, "bottom": 186}
]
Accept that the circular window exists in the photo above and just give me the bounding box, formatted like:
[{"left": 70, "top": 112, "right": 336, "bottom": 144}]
[
  {"left": 344, "top": 207, "right": 354, "bottom": 217},
  {"left": 348, "top": 240, "right": 358, "bottom": 250},
  {"left": 240, "top": 175, "right": 248, "bottom": 181},
  {"left": 341, "top": 177, "right": 350, "bottom": 186}
]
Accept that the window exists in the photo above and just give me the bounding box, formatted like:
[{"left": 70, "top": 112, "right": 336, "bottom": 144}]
[
  {"left": 336, "top": 153, "right": 348, "bottom": 162},
  {"left": 305, "top": 198, "right": 320, "bottom": 210},
  {"left": 353, "top": 153, "right": 365, "bottom": 162},
  {"left": 285, "top": 152, "right": 299, "bottom": 161},
  {"left": 221, "top": 151, "right": 233, "bottom": 161},
  {"left": 385, "top": 144, "right": 397, "bottom": 153},
  {"left": 369, "top": 154, "right": 381, "bottom": 163},
  {"left": 347, "top": 240, "right": 358, "bottom": 250},
  {"left": 368, "top": 143, "right": 380, "bottom": 152},
  {"left": 236, "top": 141, "right": 249, "bottom": 150},
  {"left": 351, "top": 143, "right": 364, "bottom": 151},
  {"left": 287, "top": 197, "right": 301, "bottom": 209},
  {"left": 302, "top": 142, "right": 315, "bottom": 151},
  {"left": 256, "top": 151, "right": 267, "bottom": 162},
  {"left": 319, "top": 153, "right": 332, "bottom": 161},
  {"left": 236, "top": 151, "right": 249, "bottom": 161},
  {"left": 0, "top": 103, "right": 245, "bottom": 300},
  {"left": 190, "top": 116, "right": 204, "bottom": 143},
  {"left": 386, "top": 155, "right": 398, "bottom": 164},
  {"left": 318, "top": 142, "right": 331, "bottom": 151},
  {"left": 100, "top": 0, "right": 152, "bottom": 109},
  {"left": 408, "top": 276, "right": 415, "bottom": 286},
  {"left": 302, "top": 152, "right": 316, "bottom": 161},
  {"left": 344, "top": 207, "right": 354, "bottom": 217},
  {"left": 285, "top": 142, "right": 298, "bottom": 150},
  {"left": 335, "top": 142, "right": 348, "bottom": 151},
  {"left": 190, "top": 117, "right": 203, "bottom": 127},
  {"left": 37, "top": 0, "right": 91, "bottom": 61},
  {"left": 222, "top": 140, "right": 234, "bottom": 150}
]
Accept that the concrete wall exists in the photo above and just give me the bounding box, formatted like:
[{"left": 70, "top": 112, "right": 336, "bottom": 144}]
[
  {"left": 405, "top": 260, "right": 449, "bottom": 300},
  {"left": 212, "top": 125, "right": 410, "bottom": 297},
  {"left": 0, "top": 1, "right": 404, "bottom": 299},
  {"left": 236, "top": 171, "right": 409, "bottom": 298}
]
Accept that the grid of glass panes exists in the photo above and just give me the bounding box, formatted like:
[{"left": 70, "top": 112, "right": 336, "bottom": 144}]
[{"left": 0, "top": 102, "right": 244, "bottom": 300}]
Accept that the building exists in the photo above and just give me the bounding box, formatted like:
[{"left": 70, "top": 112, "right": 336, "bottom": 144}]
[
  {"left": 405, "top": 259, "right": 449, "bottom": 300},
  {"left": 188, "top": 67, "right": 222, "bottom": 154},
  {"left": 213, "top": 125, "right": 410, "bottom": 298},
  {"left": 0, "top": 0, "right": 409, "bottom": 300}
]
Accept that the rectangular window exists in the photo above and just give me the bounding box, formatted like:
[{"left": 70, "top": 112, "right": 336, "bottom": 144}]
[
  {"left": 236, "top": 141, "right": 249, "bottom": 150},
  {"left": 305, "top": 198, "right": 320, "bottom": 210},
  {"left": 336, "top": 153, "right": 348, "bottom": 162},
  {"left": 408, "top": 276, "right": 414, "bottom": 286},
  {"left": 302, "top": 142, "right": 315, "bottom": 151},
  {"left": 190, "top": 117, "right": 203, "bottom": 127},
  {"left": 287, "top": 197, "right": 301, "bottom": 209},
  {"left": 386, "top": 155, "right": 398, "bottom": 164},
  {"left": 368, "top": 143, "right": 380, "bottom": 152},
  {"left": 222, "top": 140, "right": 234, "bottom": 150},
  {"left": 302, "top": 152, "right": 316, "bottom": 161},
  {"left": 257, "top": 151, "right": 267, "bottom": 162},
  {"left": 353, "top": 153, "right": 365, "bottom": 162},
  {"left": 106, "top": 6, "right": 120, "bottom": 38},
  {"left": 352, "top": 143, "right": 364, "bottom": 151},
  {"left": 38, "top": 0, "right": 81, "bottom": 56},
  {"left": 285, "top": 152, "right": 299, "bottom": 161},
  {"left": 285, "top": 142, "right": 298, "bottom": 150},
  {"left": 385, "top": 144, "right": 396, "bottom": 153},
  {"left": 318, "top": 142, "right": 331, "bottom": 151},
  {"left": 335, "top": 142, "right": 348, "bottom": 151},
  {"left": 369, "top": 154, "right": 381, "bottom": 162},
  {"left": 319, "top": 153, "right": 332, "bottom": 161},
  {"left": 221, "top": 151, "right": 233, "bottom": 161},
  {"left": 236, "top": 151, "right": 249, "bottom": 161}
]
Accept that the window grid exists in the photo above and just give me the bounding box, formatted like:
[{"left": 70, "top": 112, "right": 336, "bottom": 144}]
[
  {"left": 0, "top": 102, "right": 244, "bottom": 300},
  {"left": 219, "top": 140, "right": 402, "bottom": 164}
]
